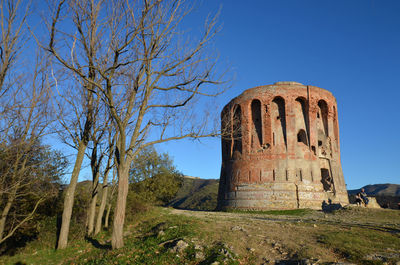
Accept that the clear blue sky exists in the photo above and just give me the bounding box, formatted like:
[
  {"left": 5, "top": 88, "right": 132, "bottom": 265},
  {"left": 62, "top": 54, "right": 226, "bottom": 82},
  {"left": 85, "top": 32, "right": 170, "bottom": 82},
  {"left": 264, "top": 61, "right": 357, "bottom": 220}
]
[{"left": 157, "top": 0, "right": 400, "bottom": 190}]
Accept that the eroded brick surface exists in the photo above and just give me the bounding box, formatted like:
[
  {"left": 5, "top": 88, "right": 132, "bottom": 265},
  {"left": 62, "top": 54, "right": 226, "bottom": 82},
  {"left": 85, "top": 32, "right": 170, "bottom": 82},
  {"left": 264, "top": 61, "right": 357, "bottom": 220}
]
[{"left": 217, "top": 82, "right": 348, "bottom": 210}]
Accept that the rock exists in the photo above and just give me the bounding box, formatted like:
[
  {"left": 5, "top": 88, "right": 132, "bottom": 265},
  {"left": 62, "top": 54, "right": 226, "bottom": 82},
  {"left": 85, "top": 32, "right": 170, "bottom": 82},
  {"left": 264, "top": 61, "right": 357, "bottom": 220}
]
[
  {"left": 171, "top": 239, "right": 189, "bottom": 253},
  {"left": 210, "top": 262, "right": 220, "bottom": 265},
  {"left": 247, "top": 247, "right": 255, "bottom": 252},
  {"left": 231, "top": 225, "right": 246, "bottom": 232},
  {"left": 195, "top": 251, "right": 205, "bottom": 260},
  {"left": 157, "top": 230, "right": 165, "bottom": 237},
  {"left": 366, "top": 197, "right": 381, "bottom": 208},
  {"left": 194, "top": 244, "right": 203, "bottom": 250},
  {"left": 300, "top": 259, "right": 312, "bottom": 265}
]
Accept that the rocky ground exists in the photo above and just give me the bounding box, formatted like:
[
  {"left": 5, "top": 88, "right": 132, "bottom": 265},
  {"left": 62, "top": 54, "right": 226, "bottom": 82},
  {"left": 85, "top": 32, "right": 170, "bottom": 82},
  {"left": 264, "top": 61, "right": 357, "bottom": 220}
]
[{"left": 169, "top": 206, "right": 400, "bottom": 265}]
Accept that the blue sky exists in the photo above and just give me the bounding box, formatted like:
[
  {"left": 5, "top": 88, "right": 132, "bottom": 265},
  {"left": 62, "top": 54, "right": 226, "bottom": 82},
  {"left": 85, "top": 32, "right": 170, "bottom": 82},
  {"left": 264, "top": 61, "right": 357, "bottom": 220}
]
[{"left": 156, "top": 0, "right": 400, "bottom": 189}]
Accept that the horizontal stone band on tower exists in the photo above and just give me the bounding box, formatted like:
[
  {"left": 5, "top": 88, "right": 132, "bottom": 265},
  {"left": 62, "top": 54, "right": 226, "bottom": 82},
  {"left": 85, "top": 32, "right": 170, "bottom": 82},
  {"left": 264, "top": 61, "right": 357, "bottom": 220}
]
[{"left": 217, "top": 82, "right": 348, "bottom": 210}]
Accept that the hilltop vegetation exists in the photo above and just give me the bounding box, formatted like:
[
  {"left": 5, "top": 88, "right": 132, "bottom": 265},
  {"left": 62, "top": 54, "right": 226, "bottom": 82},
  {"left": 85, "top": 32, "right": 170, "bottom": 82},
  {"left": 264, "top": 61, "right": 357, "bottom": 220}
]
[{"left": 168, "top": 177, "right": 219, "bottom": 211}]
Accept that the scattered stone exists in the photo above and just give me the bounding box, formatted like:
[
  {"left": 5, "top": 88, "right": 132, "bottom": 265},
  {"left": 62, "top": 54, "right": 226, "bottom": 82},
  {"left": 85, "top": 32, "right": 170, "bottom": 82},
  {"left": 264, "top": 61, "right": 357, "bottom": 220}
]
[
  {"left": 210, "top": 262, "right": 220, "bottom": 265},
  {"left": 157, "top": 230, "right": 165, "bottom": 237},
  {"left": 195, "top": 251, "right": 205, "bottom": 260},
  {"left": 170, "top": 239, "right": 189, "bottom": 253},
  {"left": 313, "top": 224, "right": 317, "bottom": 228},
  {"left": 247, "top": 247, "right": 255, "bottom": 252},
  {"left": 195, "top": 245, "right": 202, "bottom": 250},
  {"left": 300, "top": 259, "right": 312, "bottom": 265},
  {"left": 231, "top": 225, "right": 246, "bottom": 232}
]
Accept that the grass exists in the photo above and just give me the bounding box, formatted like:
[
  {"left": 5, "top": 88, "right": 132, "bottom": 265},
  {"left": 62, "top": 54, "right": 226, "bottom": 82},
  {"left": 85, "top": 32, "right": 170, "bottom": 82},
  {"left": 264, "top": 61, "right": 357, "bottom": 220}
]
[
  {"left": 1, "top": 208, "right": 239, "bottom": 265},
  {"left": 319, "top": 226, "right": 400, "bottom": 265},
  {"left": 1, "top": 207, "right": 400, "bottom": 265}
]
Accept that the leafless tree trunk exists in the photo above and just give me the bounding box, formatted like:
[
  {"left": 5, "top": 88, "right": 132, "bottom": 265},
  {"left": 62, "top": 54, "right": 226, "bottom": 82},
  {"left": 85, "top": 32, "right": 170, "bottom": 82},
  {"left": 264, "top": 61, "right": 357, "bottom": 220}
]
[
  {"left": 87, "top": 161, "right": 99, "bottom": 236},
  {"left": 94, "top": 129, "right": 116, "bottom": 235},
  {"left": 87, "top": 111, "right": 109, "bottom": 236},
  {"left": 104, "top": 168, "right": 117, "bottom": 229}
]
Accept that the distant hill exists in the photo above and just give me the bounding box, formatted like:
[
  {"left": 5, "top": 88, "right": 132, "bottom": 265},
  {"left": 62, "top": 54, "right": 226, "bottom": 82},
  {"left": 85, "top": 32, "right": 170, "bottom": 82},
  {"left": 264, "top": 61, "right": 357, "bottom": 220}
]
[
  {"left": 348, "top": 184, "right": 400, "bottom": 196},
  {"left": 348, "top": 184, "right": 400, "bottom": 209},
  {"left": 168, "top": 176, "right": 219, "bottom": 211}
]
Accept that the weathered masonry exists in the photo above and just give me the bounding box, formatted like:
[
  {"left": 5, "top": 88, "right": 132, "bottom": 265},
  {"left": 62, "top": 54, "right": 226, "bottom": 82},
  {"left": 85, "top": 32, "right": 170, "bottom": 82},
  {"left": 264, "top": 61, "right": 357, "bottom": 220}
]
[{"left": 217, "top": 82, "right": 348, "bottom": 210}]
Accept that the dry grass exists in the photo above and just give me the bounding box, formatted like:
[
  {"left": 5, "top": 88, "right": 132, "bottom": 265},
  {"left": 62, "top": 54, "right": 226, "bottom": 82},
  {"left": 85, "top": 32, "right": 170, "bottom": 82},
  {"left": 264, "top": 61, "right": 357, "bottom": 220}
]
[{"left": 172, "top": 207, "right": 400, "bottom": 264}]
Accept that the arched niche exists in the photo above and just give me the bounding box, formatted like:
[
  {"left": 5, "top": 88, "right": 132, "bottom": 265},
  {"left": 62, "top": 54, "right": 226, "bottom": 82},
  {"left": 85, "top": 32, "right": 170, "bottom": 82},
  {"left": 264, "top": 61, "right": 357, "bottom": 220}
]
[
  {"left": 271, "top": 96, "right": 287, "bottom": 148},
  {"left": 295, "top": 97, "right": 310, "bottom": 146},
  {"left": 318, "top": 100, "right": 329, "bottom": 136},
  {"left": 251, "top": 99, "right": 262, "bottom": 149},
  {"left": 232, "top": 104, "right": 242, "bottom": 158}
]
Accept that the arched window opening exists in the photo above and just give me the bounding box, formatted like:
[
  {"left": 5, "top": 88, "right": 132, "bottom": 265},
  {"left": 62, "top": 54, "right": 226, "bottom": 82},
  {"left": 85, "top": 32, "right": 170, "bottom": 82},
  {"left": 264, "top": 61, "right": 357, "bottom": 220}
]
[
  {"left": 295, "top": 97, "right": 310, "bottom": 146},
  {"left": 272, "top": 97, "right": 287, "bottom": 148},
  {"left": 232, "top": 105, "right": 242, "bottom": 157},
  {"left": 318, "top": 100, "right": 329, "bottom": 136},
  {"left": 251, "top": 99, "right": 262, "bottom": 148},
  {"left": 297, "top": 129, "right": 308, "bottom": 146}
]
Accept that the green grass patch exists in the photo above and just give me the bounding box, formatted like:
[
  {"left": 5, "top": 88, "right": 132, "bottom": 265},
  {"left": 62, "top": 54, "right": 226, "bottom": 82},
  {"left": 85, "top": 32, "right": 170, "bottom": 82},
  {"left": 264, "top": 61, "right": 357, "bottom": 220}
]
[
  {"left": 0, "top": 207, "right": 240, "bottom": 265},
  {"left": 319, "top": 227, "right": 400, "bottom": 264}
]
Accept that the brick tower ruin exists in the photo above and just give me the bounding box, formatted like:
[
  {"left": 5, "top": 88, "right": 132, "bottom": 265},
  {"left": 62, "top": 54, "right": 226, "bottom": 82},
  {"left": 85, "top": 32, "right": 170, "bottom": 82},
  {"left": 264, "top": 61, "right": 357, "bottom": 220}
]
[{"left": 217, "top": 82, "right": 348, "bottom": 210}]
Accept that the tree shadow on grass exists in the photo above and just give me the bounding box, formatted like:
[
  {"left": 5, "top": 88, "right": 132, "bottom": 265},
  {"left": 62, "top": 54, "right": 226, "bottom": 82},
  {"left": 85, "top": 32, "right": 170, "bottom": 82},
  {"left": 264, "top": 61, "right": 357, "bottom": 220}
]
[{"left": 85, "top": 236, "right": 111, "bottom": 250}]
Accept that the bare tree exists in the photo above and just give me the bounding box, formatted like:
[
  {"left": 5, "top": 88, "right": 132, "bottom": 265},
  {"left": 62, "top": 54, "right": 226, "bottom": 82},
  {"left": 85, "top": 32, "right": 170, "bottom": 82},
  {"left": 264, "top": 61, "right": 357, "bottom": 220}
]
[
  {"left": 0, "top": 51, "right": 60, "bottom": 243},
  {"left": 46, "top": 0, "right": 225, "bottom": 249},
  {"left": 0, "top": 0, "right": 28, "bottom": 98},
  {"left": 42, "top": 0, "right": 100, "bottom": 249},
  {"left": 97, "top": 0, "right": 224, "bottom": 248}
]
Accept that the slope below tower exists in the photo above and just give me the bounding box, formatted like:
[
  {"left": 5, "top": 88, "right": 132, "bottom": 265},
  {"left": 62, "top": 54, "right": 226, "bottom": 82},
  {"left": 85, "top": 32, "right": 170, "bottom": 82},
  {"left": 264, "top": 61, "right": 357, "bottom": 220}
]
[{"left": 217, "top": 82, "right": 348, "bottom": 210}]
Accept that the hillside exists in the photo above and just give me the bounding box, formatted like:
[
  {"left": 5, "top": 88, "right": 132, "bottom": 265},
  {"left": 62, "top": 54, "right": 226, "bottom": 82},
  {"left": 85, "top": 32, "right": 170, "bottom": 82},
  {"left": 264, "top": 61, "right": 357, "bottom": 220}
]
[
  {"left": 348, "top": 183, "right": 400, "bottom": 196},
  {"left": 2, "top": 207, "right": 400, "bottom": 264},
  {"left": 168, "top": 176, "right": 219, "bottom": 210}
]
